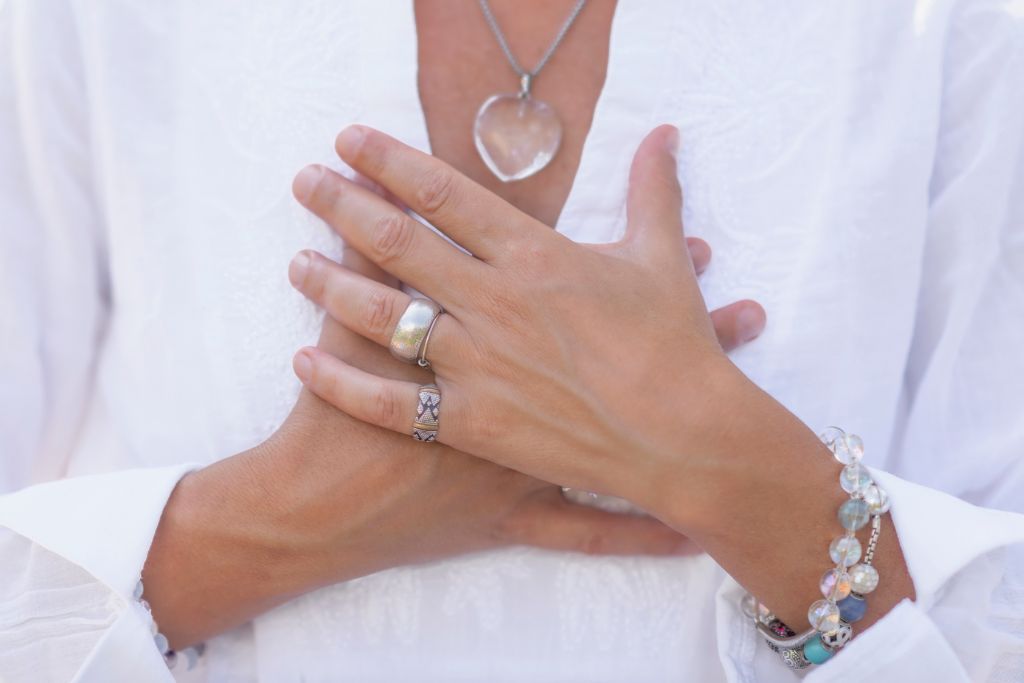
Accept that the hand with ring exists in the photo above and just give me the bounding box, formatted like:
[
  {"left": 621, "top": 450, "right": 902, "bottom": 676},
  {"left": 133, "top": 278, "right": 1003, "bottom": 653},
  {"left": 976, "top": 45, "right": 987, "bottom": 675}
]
[
  {"left": 286, "top": 124, "right": 911, "bottom": 634},
  {"left": 288, "top": 124, "right": 770, "bottom": 514}
]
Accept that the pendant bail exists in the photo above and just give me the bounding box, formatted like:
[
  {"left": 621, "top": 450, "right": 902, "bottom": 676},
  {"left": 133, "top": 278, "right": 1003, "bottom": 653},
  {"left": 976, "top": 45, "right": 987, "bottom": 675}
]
[{"left": 518, "top": 73, "right": 532, "bottom": 99}]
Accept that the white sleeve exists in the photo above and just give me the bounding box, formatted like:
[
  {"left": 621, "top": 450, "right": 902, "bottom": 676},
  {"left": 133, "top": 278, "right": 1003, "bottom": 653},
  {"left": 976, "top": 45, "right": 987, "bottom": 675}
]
[
  {"left": 0, "top": 3, "right": 198, "bottom": 681},
  {"left": 0, "top": 466, "right": 195, "bottom": 683},
  {"left": 0, "top": 0, "right": 106, "bottom": 491},
  {"left": 806, "top": 2, "right": 1024, "bottom": 681}
]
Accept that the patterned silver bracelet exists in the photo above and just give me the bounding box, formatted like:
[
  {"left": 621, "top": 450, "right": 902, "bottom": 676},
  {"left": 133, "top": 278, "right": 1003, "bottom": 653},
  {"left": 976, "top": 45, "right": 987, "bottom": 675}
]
[{"left": 134, "top": 579, "right": 206, "bottom": 670}]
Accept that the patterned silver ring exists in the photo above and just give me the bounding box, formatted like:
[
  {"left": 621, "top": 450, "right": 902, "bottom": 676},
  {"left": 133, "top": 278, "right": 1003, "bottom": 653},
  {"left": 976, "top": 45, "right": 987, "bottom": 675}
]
[
  {"left": 390, "top": 298, "right": 442, "bottom": 364},
  {"left": 413, "top": 384, "right": 441, "bottom": 442}
]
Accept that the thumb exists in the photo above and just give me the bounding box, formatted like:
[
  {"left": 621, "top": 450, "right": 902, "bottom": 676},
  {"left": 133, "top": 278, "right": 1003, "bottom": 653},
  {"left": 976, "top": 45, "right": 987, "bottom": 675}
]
[{"left": 622, "top": 124, "right": 686, "bottom": 263}]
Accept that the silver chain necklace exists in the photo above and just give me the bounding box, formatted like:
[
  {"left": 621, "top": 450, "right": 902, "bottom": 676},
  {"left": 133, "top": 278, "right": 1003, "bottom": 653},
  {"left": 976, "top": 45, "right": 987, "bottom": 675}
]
[{"left": 472, "top": 0, "right": 589, "bottom": 183}]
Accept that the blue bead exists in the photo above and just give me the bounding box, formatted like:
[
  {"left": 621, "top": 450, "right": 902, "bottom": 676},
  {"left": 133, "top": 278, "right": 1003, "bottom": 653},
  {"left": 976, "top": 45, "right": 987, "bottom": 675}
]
[
  {"left": 803, "top": 636, "right": 833, "bottom": 665},
  {"left": 838, "top": 594, "right": 868, "bottom": 623}
]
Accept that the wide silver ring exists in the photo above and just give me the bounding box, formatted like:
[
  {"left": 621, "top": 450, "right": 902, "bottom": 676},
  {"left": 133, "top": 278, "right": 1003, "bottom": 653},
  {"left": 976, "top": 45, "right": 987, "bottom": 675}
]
[
  {"left": 413, "top": 384, "right": 441, "bottom": 442},
  {"left": 390, "top": 298, "right": 442, "bottom": 364}
]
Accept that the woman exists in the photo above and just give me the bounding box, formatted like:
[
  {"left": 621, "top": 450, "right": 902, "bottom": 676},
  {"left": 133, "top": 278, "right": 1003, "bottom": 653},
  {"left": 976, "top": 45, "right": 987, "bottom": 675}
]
[{"left": 1, "top": 1, "right": 1022, "bottom": 681}]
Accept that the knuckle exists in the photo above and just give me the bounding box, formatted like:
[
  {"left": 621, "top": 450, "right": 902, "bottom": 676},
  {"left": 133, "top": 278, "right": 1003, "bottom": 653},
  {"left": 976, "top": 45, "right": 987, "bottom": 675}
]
[
  {"left": 415, "top": 167, "right": 457, "bottom": 216},
  {"left": 477, "top": 289, "right": 529, "bottom": 328},
  {"left": 506, "top": 240, "right": 548, "bottom": 270},
  {"left": 370, "top": 213, "right": 415, "bottom": 265},
  {"left": 361, "top": 288, "right": 398, "bottom": 338},
  {"left": 371, "top": 384, "right": 402, "bottom": 429}
]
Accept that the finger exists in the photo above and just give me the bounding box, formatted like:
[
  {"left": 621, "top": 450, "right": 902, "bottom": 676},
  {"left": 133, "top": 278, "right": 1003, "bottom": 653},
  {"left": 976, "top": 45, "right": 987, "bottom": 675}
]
[
  {"left": 350, "top": 172, "right": 408, "bottom": 213},
  {"left": 623, "top": 125, "right": 685, "bottom": 261},
  {"left": 334, "top": 125, "right": 548, "bottom": 262},
  {"left": 293, "top": 346, "right": 424, "bottom": 436},
  {"left": 291, "top": 249, "right": 412, "bottom": 347},
  {"left": 289, "top": 250, "right": 465, "bottom": 368},
  {"left": 342, "top": 244, "right": 400, "bottom": 289},
  {"left": 686, "top": 237, "right": 711, "bottom": 275},
  {"left": 507, "top": 490, "right": 696, "bottom": 557},
  {"left": 293, "top": 164, "right": 486, "bottom": 309},
  {"left": 347, "top": 173, "right": 418, "bottom": 285},
  {"left": 709, "top": 299, "right": 767, "bottom": 351}
]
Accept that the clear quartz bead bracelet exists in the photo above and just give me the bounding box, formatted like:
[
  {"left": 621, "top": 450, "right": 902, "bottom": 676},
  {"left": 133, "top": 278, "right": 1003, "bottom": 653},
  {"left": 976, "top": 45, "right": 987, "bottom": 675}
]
[{"left": 742, "top": 428, "right": 890, "bottom": 669}]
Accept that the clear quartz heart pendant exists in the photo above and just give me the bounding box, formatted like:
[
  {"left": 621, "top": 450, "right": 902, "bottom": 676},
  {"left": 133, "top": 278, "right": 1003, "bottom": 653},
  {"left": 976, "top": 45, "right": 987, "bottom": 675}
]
[{"left": 473, "top": 93, "right": 563, "bottom": 183}]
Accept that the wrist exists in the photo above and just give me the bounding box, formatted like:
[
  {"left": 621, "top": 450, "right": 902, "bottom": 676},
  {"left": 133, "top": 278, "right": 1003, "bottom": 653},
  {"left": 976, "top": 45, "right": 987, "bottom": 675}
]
[
  {"left": 142, "top": 437, "right": 313, "bottom": 646},
  {"left": 637, "top": 359, "right": 827, "bottom": 536}
]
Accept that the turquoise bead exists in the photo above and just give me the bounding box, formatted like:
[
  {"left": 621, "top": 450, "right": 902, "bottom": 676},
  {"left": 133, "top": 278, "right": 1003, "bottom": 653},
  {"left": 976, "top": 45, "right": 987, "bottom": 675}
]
[
  {"left": 803, "top": 636, "right": 834, "bottom": 665},
  {"left": 838, "top": 593, "right": 868, "bottom": 623}
]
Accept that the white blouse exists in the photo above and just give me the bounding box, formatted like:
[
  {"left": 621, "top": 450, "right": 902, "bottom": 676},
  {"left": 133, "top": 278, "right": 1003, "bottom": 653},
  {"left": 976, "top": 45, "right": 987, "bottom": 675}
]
[{"left": 2, "top": 1, "right": 1024, "bottom": 681}]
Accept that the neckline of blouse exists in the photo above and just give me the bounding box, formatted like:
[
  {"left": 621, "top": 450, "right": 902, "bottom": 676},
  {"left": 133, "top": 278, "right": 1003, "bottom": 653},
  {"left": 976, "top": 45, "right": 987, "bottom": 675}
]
[{"left": 354, "top": 1, "right": 674, "bottom": 245}]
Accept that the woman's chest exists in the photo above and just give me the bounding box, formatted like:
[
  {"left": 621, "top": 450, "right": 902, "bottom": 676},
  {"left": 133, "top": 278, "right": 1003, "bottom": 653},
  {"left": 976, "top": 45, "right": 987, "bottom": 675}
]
[{"left": 81, "top": 1, "right": 950, "bottom": 464}]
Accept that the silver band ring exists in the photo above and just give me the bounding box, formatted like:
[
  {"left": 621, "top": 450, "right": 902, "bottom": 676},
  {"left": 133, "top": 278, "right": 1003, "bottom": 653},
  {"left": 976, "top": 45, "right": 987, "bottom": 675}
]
[
  {"left": 390, "top": 298, "right": 442, "bottom": 364},
  {"left": 413, "top": 384, "right": 441, "bottom": 441},
  {"left": 416, "top": 313, "right": 442, "bottom": 368}
]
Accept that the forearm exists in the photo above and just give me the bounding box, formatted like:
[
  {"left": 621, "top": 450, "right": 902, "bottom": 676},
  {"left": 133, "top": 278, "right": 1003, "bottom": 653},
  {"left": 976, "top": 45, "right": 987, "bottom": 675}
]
[
  {"left": 142, "top": 401, "right": 390, "bottom": 648},
  {"left": 650, "top": 369, "right": 914, "bottom": 634},
  {"left": 142, "top": 437, "right": 316, "bottom": 648}
]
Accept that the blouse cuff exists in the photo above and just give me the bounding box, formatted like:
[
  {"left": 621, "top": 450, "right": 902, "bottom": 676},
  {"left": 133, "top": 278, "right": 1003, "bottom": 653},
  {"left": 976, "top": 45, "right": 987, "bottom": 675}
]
[
  {"left": 870, "top": 469, "right": 1024, "bottom": 609},
  {"left": 805, "top": 599, "right": 969, "bottom": 682},
  {"left": 809, "top": 470, "right": 1024, "bottom": 680},
  {"left": 0, "top": 464, "right": 198, "bottom": 599}
]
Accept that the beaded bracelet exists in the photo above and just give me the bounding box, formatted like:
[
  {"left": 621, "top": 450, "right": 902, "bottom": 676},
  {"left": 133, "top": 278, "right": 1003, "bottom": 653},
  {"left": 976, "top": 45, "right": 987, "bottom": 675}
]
[
  {"left": 741, "top": 428, "right": 891, "bottom": 669},
  {"left": 135, "top": 578, "right": 206, "bottom": 671}
]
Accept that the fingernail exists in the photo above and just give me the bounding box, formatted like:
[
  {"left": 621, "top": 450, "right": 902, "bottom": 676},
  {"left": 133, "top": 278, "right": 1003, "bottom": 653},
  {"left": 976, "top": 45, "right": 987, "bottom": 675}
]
[
  {"left": 289, "top": 251, "right": 311, "bottom": 288},
  {"left": 664, "top": 125, "right": 680, "bottom": 158},
  {"left": 293, "top": 350, "right": 313, "bottom": 382},
  {"left": 737, "top": 306, "right": 765, "bottom": 342},
  {"left": 336, "top": 125, "right": 367, "bottom": 158},
  {"left": 293, "top": 165, "right": 324, "bottom": 203}
]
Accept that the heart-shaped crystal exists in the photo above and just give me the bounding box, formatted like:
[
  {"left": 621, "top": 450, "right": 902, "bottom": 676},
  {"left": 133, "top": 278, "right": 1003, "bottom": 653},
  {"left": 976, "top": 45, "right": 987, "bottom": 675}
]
[{"left": 473, "top": 94, "right": 563, "bottom": 182}]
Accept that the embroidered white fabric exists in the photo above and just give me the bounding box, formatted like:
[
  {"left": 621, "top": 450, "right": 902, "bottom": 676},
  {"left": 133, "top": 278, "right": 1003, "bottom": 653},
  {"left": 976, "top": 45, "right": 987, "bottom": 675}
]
[{"left": 1, "top": 1, "right": 1023, "bottom": 681}]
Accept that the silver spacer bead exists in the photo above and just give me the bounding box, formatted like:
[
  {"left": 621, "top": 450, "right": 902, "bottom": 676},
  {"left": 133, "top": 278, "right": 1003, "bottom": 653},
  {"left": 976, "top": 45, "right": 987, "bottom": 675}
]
[{"left": 781, "top": 647, "right": 813, "bottom": 669}]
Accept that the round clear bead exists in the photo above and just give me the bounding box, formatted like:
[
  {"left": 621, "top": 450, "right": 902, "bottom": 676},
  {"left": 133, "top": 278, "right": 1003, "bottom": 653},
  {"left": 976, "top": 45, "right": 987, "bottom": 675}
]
[
  {"left": 840, "top": 464, "right": 872, "bottom": 494},
  {"left": 844, "top": 434, "right": 865, "bottom": 463},
  {"left": 154, "top": 632, "right": 169, "bottom": 655},
  {"left": 820, "top": 568, "right": 852, "bottom": 600},
  {"left": 829, "top": 535, "right": 862, "bottom": 567},
  {"left": 863, "top": 484, "right": 891, "bottom": 514},
  {"left": 831, "top": 432, "right": 864, "bottom": 465},
  {"left": 838, "top": 498, "right": 871, "bottom": 531},
  {"left": 849, "top": 563, "right": 880, "bottom": 594},
  {"left": 808, "top": 599, "right": 841, "bottom": 632},
  {"left": 741, "top": 593, "right": 759, "bottom": 619},
  {"left": 819, "top": 426, "right": 846, "bottom": 449},
  {"left": 741, "top": 596, "right": 773, "bottom": 623}
]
